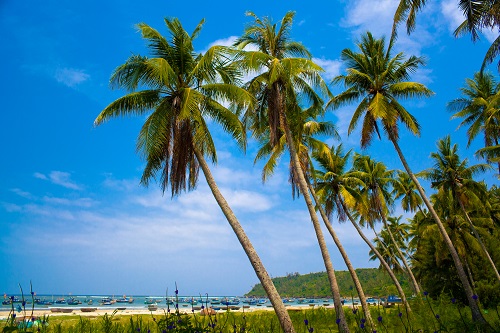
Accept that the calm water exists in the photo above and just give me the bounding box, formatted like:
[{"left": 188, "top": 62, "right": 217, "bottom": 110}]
[{"left": 1, "top": 295, "right": 371, "bottom": 312}]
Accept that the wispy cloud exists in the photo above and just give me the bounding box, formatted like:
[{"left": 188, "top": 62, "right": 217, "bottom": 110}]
[
  {"left": 54, "top": 67, "right": 90, "bottom": 87},
  {"left": 10, "top": 188, "right": 33, "bottom": 199},
  {"left": 313, "top": 58, "right": 342, "bottom": 82},
  {"left": 34, "top": 171, "right": 82, "bottom": 190}
]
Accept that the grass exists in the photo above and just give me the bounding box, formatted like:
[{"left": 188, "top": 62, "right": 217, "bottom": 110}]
[{"left": 2, "top": 299, "right": 500, "bottom": 333}]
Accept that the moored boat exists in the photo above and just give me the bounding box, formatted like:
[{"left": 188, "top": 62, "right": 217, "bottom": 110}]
[{"left": 80, "top": 308, "right": 97, "bottom": 312}]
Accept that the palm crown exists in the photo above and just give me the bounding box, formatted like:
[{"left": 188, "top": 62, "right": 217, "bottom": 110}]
[
  {"left": 328, "top": 32, "right": 433, "bottom": 148},
  {"left": 95, "top": 18, "right": 252, "bottom": 196}
]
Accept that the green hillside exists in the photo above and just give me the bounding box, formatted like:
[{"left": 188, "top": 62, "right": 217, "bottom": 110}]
[{"left": 245, "top": 268, "right": 412, "bottom": 298}]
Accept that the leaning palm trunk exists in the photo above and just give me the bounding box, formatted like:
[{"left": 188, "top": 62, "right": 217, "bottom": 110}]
[
  {"left": 308, "top": 183, "right": 375, "bottom": 330},
  {"left": 379, "top": 214, "right": 421, "bottom": 294},
  {"left": 344, "top": 202, "right": 412, "bottom": 313},
  {"left": 458, "top": 200, "right": 500, "bottom": 282},
  {"left": 464, "top": 256, "right": 477, "bottom": 289},
  {"left": 194, "top": 148, "right": 296, "bottom": 333},
  {"left": 389, "top": 134, "right": 487, "bottom": 324},
  {"left": 370, "top": 226, "right": 406, "bottom": 273},
  {"left": 281, "top": 116, "right": 350, "bottom": 333}
]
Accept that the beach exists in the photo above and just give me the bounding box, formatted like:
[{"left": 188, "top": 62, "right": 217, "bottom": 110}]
[{"left": 0, "top": 304, "right": 343, "bottom": 321}]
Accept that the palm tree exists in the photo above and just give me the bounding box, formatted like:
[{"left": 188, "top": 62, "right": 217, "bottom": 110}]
[
  {"left": 94, "top": 18, "right": 296, "bottom": 333},
  {"left": 393, "top": 170, "right": 424, "bottom": 213},
  {"left": 328, "top": 31, "right": 487, "bottom": 323},
  {"left": 422, "top": 135, "right": 499, "bottom": 281},
  {"left": 234, "top": 11, "right": 350, "bottom": 332},
  {"left": 391, "top": 0, "right": 500, "bottom": 72},
  {"left": 410, "top": 189, "right": 489, "bottom": 297},
  {"left": 255, "top": 106, "right": 376, "bottom": 329},
  {"left": 448, "top": 71, "right": 500, "bottom": 174},
  {"left": 350, "top": 154, "right": 421, "bottom": 295},
  {"left": 314, "top": 146, "right": 411, "bottom": 313}
]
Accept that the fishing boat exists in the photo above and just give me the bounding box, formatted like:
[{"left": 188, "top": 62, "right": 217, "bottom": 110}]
[
  {"left": 221, "top": 297, "right": 240, "bottom": 306},
  {"left": 67, "top": 298, "right": 81, "bottom": 305},
  {"left": 147, "top": 304, "right": 158, "bottom": 311},
  {"left": 116, "top": 296, "right": 134, "bottom": 303},
  {"left": 80, "top": 308, "right": 97, "bottom": 312}
]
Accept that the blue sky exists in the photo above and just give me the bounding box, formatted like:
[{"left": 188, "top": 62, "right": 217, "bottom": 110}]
[{"left": 1, "top": 0, "right": 498, "bottom": 297}]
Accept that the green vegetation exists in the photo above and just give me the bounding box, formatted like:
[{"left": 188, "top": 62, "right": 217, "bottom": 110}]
[
  {"left": 2, "top": 300, "right": 500, "bottom": 333},
  {"left": 246, "top": 269, "right": 412, "bottom": 298}
]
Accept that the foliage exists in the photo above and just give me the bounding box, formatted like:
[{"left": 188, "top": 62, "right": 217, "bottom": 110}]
[{"left": 245, "top": 268, "right": 412, "bottom": 297}]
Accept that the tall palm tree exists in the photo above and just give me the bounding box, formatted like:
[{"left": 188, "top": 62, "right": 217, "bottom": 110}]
[
  {"left": 411, "top": 189, "right": 489, "bottom": 297},
  {"left": 255, "top": 107, "right": 376, "bottom": 329},
  {"left": 391, "top": 0, "right": 500, "bottom": 72},
  {"left": 234, "top": 11, "right": 350, "bottom": 332},
  {"left": 422, "top": 136, "right": 499, "bottom": 281},
  {"left": 448, "top": 71, "right": 500, "bottom": 174},
  {"left": 393, "top": 170, "right": 424, "bottom": 213},
  {"left": 94, "top": 18, "right": 296, "bottom": 333},
  {"left": 328, "top": 31, "right": 487, "bottom": 324},
  {"left": 314, "top": 146, "right": 411, "bottom": 313},
  {"left": 350, "top": 154, "right": 421, "bottom": 295}
]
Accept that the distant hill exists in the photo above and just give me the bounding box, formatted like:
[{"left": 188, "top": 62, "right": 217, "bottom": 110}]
[{"left": 245, "top": 268, "right": 412, "bottom": 298}]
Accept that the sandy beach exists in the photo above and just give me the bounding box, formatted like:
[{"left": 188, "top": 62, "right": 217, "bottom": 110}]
[{"left": 0, "top": 304, "right": 340, "bottom": 321}]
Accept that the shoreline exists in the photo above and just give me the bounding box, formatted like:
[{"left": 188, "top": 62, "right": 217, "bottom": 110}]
[{"left": 0, "top": 304, "right": 358, "bottom": 321}]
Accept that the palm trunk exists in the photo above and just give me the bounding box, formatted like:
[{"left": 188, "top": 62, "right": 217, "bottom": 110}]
[
  {"left": 194, "top": 148, "right": 296, "bottom": 333},
  {"left": 389, "top": 135, "right": 487, "bottom": 325},
  {"left": 370, "top": 226, "right": 406, "bottom": 273},
  {"left": 308, "top": 183, "right": 375, "bottom": 329},
  {"left": 464, "top": 256, "right": 477, "bottom": 289},
  {"left": 379, "top": 214, "right": 421, "bottom": 294},
  {"left": 281, "top": 115, "right": 350, "bottom": 333},
  {"left": 344, "top": 203, "right": 412, "bottom": 313},
  {"left": 458, "top": 200, "right": 500, "bottom": 282}
]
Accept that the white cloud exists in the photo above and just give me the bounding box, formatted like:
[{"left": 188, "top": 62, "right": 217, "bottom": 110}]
[
  {"left": 441, "top": 0, "right": 464, "bottom": 33},
  {"left": 222, "top": 188, "right": 274, "bottom": 212},
  {"left": 33, "top": 172, "right": 47, "bottom": 180},
  {"left": 313, "top": 58, "right": 342, "bottom": 82},
  {"left": 341, "top": 0, "right": 398, "bottom": 36},
  {"left": 42, "top": 196, "right": 96, "bottom": 207},
  {"left": 54, "top": 67, "right": 90, "bottom": 87},
  {"left": 10, "top": 188, "right": 32, "bottom": 199},
  {"left": 34, "top": 171, "right": 82, "bottom": 190}
]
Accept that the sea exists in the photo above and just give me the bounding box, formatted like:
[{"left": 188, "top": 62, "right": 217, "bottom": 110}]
[{"left": 1, "top": 294, "right": 370, "bottom": 312}]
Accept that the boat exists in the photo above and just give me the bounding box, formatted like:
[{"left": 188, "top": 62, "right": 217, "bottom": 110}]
[
  {"left": 221, "top": 298, "right": 240, "bottom": 306},
  {"left": 54, "top": 298, "right": 66, "bottom": 304},
  {"left": 67, "top": 298, "right": 81, "bottom": 305},
  {"left": 100, "top": 297, "right": 115, "bottom": 305},
  {"left": 80, "top": 308, "right": 97, "bottom": 312},
  {"left": 116, "top": 297, "right": 134, "bottom": 304},
  {"left": 147, "top": 304, "right": 158, "bottom": 311}
]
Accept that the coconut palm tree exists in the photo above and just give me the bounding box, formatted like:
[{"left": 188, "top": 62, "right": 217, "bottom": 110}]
[
  {"left": 448, "top": 71, "right": 500, "bottom": 174},
  {"left": 422, "top": 135, "right": 499, "bottom": 281},
  {"left": 255, "top": 106, "right": 376, "bottom": 329},
  {"left": 328, "top": 31, "right": 487, "bottom": 323},
  {"left": 393, "top": 170, "right": 424, "bottom": 213},
  {"left": 234, "top": 11, "right": 350, "bottom": 332},
  {"left": 391, "top": 0, "right": 500, "bottom": 72},
  {"left": 94, "top": 18, "right": 296, "bottom": 333},
  {"left": 411, "top": 189, "right": 489, "bottom": 297},
  {"left": 314, "top": 146, "right": 412, "bottom": 313},
  {"left": 350, "top": 154, "right": 421, "bottom": 295}
]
